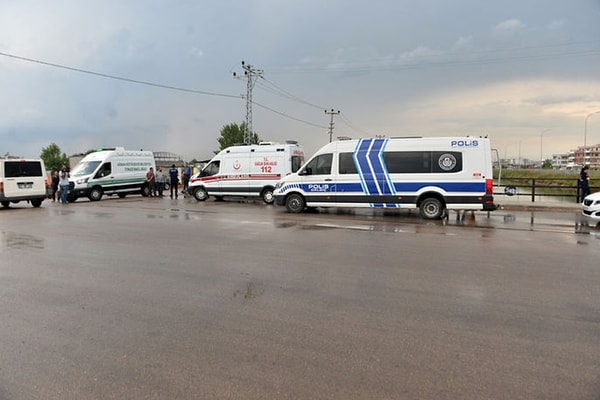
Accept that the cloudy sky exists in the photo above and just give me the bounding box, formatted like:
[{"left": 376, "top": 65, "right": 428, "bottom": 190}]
[{"left": 1, "top": 0, "right": 599, "bottom": 163}]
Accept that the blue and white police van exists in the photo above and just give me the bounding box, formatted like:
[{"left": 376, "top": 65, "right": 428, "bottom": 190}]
[{"left": 273, "top": 136, "right": 495, "bottom": 219}]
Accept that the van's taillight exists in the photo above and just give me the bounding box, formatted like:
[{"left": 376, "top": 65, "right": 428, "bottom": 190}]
[
  {"left": 486, "top": 178, "right": 493, "bottom": 195},
  {"left": 0, "top": 182, "right": 3, "bottom": 193}
]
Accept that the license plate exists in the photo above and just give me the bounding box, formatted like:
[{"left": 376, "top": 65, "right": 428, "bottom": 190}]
[{"left": 18, "top": 183, "right": 33, "bottom": 189}]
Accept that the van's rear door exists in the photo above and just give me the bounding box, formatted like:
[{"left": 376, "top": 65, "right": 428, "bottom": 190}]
[{"left": 1, "top": 160, "right": 47, "bottom": 198}]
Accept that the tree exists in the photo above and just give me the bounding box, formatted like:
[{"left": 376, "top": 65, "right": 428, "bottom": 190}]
[
  {"left": 40, "top": 143, "right": 69, "bottom": 171},
  {"left": 216, "top": 122, "right": 260, "bottom": 153}
]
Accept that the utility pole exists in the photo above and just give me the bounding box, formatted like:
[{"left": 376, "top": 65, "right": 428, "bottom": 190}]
[
  {"left": 233, "top": 61, "right": 263, "bottom": 144},
  {"left": 325, "top": 109, "right": 340, "bottom": 142}
]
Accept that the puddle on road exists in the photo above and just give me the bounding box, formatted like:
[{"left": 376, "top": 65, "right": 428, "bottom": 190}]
[
  {"left": 0, "top": 231, "right": 45, "bottom": 251},
  {"left": 233, "top": 282, "right": 264, "bottom": 300}
]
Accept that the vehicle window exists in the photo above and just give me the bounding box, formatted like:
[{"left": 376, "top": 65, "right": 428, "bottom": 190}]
[
  {"left": 302, "top": 154, "right": 332, "bottom": 175},
  {"left": 383, "top": 151, "right": 462, "bottom": 173},
  {"left": 291, "top": 156, "right": 304, "bottom": 173},
  {"left": 201, "top": 161, "right": 220, "bottom": 177},
  {"left": 71, "top": 161, "right": 101, "bottom": 176},
  {"left": 4, "top": 161, "right": 43, "bottom": 178},
  {"left": 95, "top": 163, "right": 112, "bottom": 178},
  {"left": 339, "top": 153, "right": 358, "bottom": 174},
  {"left": 431, "top": 152, "right": 462, "bottom": 173}
]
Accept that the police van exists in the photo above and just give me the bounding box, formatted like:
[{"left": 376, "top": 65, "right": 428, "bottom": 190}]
[
  {"left": 0, "top": 158, "right": 47, "bottom": 208},
  {"left": 68, "top": 148, "right": 155, "bottom": 202},
  {"left": 189, "top": 141, "right": 304, "bottom": 204},
  {"left": 274, "top": 136, "right": 495, "bottom": 219}
]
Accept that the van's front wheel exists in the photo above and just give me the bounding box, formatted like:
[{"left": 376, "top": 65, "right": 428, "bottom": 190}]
[
  {"left": 285, "top": 193, "right": 305, "bottom": 213},
  {"left": 261, "top": 187, "right": 275, "bottom": 204},
  {"left": 419, "top": 197, "right": 445, "bottom": 219},
  {"left": 89, "top": 187, "right": 103, "bottom": 202},
  {"left": 193, "top": 187, "right": 208, "bottom": 201}
]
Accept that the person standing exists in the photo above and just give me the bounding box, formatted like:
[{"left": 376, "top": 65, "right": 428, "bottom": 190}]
[
  {"left": 169, "top": 164, "right": 179, "bottom": 199},
  {"left": 580, "top": 165, "right": 591, "bottom": 200},
  {"left": 59, "top": 165, "right": 70, "bottom": 204},
  {"left": 155, "top": 166, "right": 166, "bottom": 197},
  {"left": 51, "top": 170, "right": 59, "bottom": 202},
  {"left": 182, "top": 162, "right": 192, "bottom": 194},
  {"left": 146, "top": 167, "right": 156, "bottom": 197}
]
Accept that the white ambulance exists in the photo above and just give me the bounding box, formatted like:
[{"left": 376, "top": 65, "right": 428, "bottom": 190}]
[
  {"left": 0, "top": 158, "right": 47, "bottom": 208},
  {"left": 188, "top": 141, "right": 305, "bottom": 204},
  {"left": 68, "top": 148, "right": 155, "bottom": 202},
  {"left": 274, "top": 136, "right": 495, "bottom": 219}
]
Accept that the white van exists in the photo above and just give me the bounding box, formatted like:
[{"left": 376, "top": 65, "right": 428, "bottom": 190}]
[
  {"left": 188, "top": 141, "right": 305, "bottom": 204},
  {"left": 0, "top": 158, "right": 47, "bottom": 208},
  {"left": 69, "top": 148, "right": 156, "bottom": 202},
  {"left": 274, "top": 137, "right": 495, "bottom": 219}
]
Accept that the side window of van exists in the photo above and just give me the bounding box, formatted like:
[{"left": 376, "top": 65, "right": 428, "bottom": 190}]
[
  {"left": 302, "top": 154, "right": 332, "bottom": 175},
  {"left": 339, "top": 153, "right": 358, "bottom": 174},
  {"left": 95, "top": 163, "right": 112, "bottom": 178},
  {"left": 383, "top": 152, "right": 462, "bottom": 173},
  {"left": 201, "top": 161, "right": 220, "bottom": 177},
  {"left": 4, "top": 161, "right": 43, "bottom": 177}
]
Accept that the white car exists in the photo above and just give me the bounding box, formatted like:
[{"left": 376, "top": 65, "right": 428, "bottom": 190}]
[{"left": 582, "top": 192, "right": 600, "bottom": 222}]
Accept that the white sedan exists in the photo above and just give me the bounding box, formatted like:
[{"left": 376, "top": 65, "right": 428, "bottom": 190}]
[{"left": 582, "top": 192, "right": 600, "bottom": 222}]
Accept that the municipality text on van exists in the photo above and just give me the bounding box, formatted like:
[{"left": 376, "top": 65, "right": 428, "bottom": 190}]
[
  {"left": 68, "top": 148, "right": 156, "bottom": 202},
  {"left": 274, "top": 137, "right": 495, "bottom": 219},
  {"left": 0, "top": 158, "right": 48, "bottom": 208},
  {"left": 188, "top": 141, "right": 304, "bottom": 204}
]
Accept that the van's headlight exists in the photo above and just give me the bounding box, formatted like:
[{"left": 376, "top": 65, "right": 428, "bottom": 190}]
[{"left": 76, "top": 178, "right": 89, "bottom": 185}]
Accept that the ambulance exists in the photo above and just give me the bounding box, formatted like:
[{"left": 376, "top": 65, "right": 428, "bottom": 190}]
[
  {"left": 274, "top": 136, "right": 495, "bottom": 219},
  {"left": 188, "top": 141, "right": 305, "bottom": 204},
  {"left": 0, "top": 158, "right": 47, "bottom": 208},
  {"left": 68, "top": 148, "right": 155, "bottom": 202}
]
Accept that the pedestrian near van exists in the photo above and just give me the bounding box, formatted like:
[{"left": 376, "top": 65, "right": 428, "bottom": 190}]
[
  {"left": 580, "top": 165, "right": 591, "bottom": 200},
  {"left": 182, "top": 162, "right": 192, "bottom": 194},
  {"left": 169, "top": 164, "right": 179, "bottom": 199},
  {"left": 146, "top": 167, "right": 156, "bottom": 197},
  {"left": 51, "top": 170, "right": 59, "bottom": 202},
  {"left": 59, "top": 165, "right": 70, "bottom": 204},
  {"left": 155, "top": 166, "right": 166, "bottom": 197}
]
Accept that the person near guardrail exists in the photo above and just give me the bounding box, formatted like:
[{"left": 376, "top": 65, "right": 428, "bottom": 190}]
[{"left": 580, "top": 165, "right": 591, "bottom": 200}]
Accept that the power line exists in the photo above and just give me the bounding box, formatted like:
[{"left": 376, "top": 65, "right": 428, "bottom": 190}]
[
  {"left": 258, "top": 77, "right": 326, "bottom": 110},
  {"left": 338, "top": 113, "right": 370, "bottom": 136},
  {"left": 0, "top": 51, "right": 241, "bottom": 99},
  {"left": 265, "top": 42, "right": 600, "bottom": 74},
  {"left": 0, "top": 51, "right": 330, "bottom": 132},
  {"left": 253, "top": 101, "right": 327, "bottom": 129}
]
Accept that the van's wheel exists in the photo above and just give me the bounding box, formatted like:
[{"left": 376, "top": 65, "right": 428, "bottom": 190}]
[
  {"left": 164, "top": 182, "right": 170, "bottom": 191},
  {"left": 419, "top": 197, "right": 445, "bottom": 219},
  {"left": 31, "top": 199, "right": 42, "bottom": 208},
  {"left": 141, "top": 184, "right": 150, "bottom": 197},
  {"left": 1, "top": 201, "right": 9, "bottom": 208},
  {"left": 193, "top": 187, "right": 208, "bottom": 201},
  {"left": 88, "top": 187, "right": 103, "bottom": 202},
  {"left": 261, "top": 187, "right": 275, "bottom": 204},
  {"left": 285, "top": 193, "right": 305, "bottom": 213}
]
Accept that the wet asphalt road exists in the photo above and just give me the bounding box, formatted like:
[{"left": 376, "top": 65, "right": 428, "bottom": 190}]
[{"left": 1, "top": 196, "right": 599, "bottom": 399}]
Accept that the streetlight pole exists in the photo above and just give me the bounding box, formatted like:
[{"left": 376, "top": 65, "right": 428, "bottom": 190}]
[
  {"left": 584, "top": 111, "right": 600, "bottom": 165},
  {"left": 540, "top": 128, "right": 550, "bottom": 167}
]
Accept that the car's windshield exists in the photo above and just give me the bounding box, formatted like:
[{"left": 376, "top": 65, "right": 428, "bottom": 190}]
[{"left": 71, "top": 161, "right": 101, "bottom": 177}]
